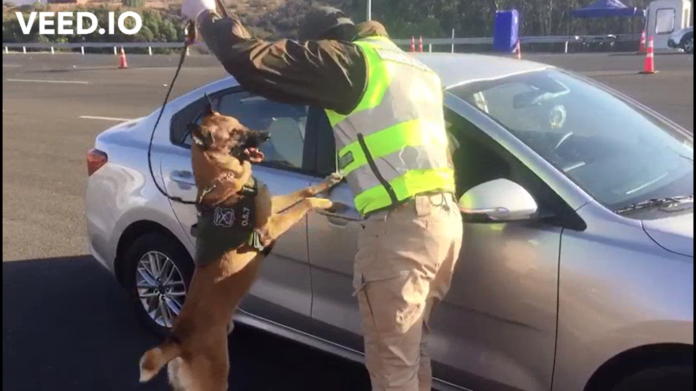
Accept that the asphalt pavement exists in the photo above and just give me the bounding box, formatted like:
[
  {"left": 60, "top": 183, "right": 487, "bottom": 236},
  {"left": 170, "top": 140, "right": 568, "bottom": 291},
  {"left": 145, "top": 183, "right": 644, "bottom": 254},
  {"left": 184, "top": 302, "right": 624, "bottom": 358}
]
[
  {"left": 2, "top": 256, "right": 371, "bottom": 390},
  {"left": 2, "top": 50, "right": 693, "bottom": 390}
]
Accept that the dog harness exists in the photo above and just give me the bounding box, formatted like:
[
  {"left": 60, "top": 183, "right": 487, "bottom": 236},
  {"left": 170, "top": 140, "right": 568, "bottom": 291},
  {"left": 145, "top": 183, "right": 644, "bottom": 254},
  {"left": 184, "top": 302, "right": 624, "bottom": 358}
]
[{"left": 193, "top": 176, "right": 270, "bottom": 267}]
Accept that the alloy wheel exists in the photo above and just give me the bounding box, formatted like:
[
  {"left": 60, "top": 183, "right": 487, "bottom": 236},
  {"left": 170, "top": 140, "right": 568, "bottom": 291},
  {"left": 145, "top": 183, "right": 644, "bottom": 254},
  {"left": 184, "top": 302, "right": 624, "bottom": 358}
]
[{"left": 135, "top": 251, "right": 187, "bottom": 328}]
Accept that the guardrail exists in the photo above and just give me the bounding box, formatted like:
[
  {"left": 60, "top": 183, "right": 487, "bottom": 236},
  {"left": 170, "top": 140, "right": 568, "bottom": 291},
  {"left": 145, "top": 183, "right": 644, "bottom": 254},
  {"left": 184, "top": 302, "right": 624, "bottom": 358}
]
[
  {"left": 2, "top": 41, "right": 189, "bottom": 55},
  {"left": 3, "top": 33, "right": 639, "bottom": 54},
  {"left": 392, "top": 33, "right": 637, "bottom": 45}
]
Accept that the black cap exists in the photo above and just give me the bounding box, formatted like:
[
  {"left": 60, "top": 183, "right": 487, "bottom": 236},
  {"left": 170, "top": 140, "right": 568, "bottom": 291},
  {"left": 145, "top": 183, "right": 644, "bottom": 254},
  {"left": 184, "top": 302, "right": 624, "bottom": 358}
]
[{"left": 297, "top": 5, "right": 354, "bottom": 41}]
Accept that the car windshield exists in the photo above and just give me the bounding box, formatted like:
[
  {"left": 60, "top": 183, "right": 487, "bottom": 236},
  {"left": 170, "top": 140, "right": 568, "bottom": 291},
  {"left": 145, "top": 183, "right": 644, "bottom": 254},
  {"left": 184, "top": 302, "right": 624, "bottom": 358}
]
[{"left": 449, "top": 68, "right": 693, "bottom": 212}]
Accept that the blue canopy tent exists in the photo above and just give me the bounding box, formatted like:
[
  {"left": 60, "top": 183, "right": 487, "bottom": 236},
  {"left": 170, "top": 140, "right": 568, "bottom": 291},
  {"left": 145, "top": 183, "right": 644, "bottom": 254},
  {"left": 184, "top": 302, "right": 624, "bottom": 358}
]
[
  {"left": 569, "top": 0, "right": 646, "bottom": 19},
  {"left": 567, "top": 0, "right": 646, "bottom": 50}
]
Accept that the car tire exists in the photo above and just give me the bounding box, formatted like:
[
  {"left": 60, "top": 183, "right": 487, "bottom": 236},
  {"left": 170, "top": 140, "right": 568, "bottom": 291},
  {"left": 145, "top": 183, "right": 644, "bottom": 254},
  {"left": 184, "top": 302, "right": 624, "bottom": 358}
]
[
  {"left": 122, "top": 233, "right": 194, "bottom": 338},
  {"left": 680, "top": 35, "right": 693, "bottom": 54},
  {"left": 611, "top": 366, "right": 693, "bottom": 391}
]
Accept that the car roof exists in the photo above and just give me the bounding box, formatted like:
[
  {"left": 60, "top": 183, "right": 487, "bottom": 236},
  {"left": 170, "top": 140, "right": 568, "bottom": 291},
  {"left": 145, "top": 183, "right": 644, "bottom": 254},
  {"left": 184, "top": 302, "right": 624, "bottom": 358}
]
[
  {"left": 198, "top": 53, "right": 553, "bottom": 94},
  {"left": 412, "top": 53, "right": 552, "bottom": 88}
]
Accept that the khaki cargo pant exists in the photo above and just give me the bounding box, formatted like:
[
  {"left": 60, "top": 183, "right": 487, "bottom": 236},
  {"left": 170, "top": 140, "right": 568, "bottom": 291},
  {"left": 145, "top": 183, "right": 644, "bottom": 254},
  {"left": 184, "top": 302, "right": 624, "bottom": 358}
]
[{"left": 353, "top": 192, "right": 463, "bottom": 391}]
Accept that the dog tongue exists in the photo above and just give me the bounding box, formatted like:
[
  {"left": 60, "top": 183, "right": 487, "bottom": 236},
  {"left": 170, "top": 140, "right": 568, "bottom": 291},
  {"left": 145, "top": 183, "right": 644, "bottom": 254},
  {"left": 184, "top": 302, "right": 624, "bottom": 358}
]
[{"left": 246, "top": 148, "right": 265, "bottom": 162}]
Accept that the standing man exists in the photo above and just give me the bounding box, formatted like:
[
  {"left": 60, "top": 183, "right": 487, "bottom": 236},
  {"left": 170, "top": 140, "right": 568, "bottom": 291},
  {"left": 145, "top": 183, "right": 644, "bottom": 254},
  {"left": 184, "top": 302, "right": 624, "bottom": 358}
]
[{"left": 181, "top": 2, "right": 464, "bottom": 390}]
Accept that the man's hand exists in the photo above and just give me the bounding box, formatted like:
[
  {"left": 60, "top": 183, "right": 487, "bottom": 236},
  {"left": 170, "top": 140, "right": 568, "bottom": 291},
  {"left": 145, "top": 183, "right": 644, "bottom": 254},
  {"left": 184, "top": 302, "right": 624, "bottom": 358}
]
[{"left": 181, "top": 0, "right": 217, "bottom": 22}]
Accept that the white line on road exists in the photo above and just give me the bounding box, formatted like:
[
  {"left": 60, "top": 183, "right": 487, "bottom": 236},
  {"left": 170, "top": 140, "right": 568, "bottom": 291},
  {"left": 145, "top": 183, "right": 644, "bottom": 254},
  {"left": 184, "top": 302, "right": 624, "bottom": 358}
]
[
  {"left": 6, "top": 78, "right": 90, "bottom": 85},
  {"left": 79, "top": 115, "right": 133, "bottom": 122},
  {"left": 580, "top": 70, "right": 636, "bottom": 77},
  {"left": 3, "top": 64, "right": 21, "bottom": 68}
]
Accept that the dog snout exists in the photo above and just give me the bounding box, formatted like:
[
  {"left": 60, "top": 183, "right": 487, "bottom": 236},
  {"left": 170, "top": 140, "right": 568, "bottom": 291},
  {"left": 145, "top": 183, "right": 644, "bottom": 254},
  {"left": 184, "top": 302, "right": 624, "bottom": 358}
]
[
  {"left": 258, "top": 131, "right": 271, "bottom": 142},
  {"left": 245, "top": 130, "right": 270, "bottom": 146}
]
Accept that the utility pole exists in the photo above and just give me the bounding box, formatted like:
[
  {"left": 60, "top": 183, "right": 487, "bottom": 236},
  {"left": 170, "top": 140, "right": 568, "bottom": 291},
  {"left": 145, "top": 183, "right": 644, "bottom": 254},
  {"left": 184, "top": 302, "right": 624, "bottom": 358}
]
[{"left": 367, "top": 0, "right": 372, "bottom": 21}]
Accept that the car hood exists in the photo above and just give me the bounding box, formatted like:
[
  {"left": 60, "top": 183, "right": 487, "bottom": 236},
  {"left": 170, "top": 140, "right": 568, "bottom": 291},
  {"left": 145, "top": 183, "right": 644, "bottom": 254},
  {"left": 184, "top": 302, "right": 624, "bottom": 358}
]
[
  {"left": 642, "top": 212, "right": 694, "bottom": 257},
  {"left": 670, "top": 27, "right": 693, "bottom": 40}
]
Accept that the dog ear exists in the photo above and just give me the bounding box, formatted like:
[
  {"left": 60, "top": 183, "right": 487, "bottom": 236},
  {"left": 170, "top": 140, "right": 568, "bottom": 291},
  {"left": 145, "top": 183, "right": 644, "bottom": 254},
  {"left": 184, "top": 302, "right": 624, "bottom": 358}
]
[
  {"left": 203, "top": 93, "right": 215, "bottom": 116},
  {"left": 188, "top": 123, "right": 215, "bottom": 148}
]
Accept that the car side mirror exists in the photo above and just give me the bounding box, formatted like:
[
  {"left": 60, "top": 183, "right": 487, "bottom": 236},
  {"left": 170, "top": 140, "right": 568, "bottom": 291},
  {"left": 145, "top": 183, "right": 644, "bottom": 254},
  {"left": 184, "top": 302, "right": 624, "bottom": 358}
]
[{"left": 458, "top": 178, "right": 538, "bottom": 222}]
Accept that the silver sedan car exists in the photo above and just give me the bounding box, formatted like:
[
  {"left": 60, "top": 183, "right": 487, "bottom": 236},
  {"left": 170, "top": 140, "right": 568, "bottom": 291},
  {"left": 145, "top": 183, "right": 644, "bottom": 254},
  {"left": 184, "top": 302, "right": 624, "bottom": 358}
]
[{"left": 85, "top": 53, "right": 693, "bottom": 391}]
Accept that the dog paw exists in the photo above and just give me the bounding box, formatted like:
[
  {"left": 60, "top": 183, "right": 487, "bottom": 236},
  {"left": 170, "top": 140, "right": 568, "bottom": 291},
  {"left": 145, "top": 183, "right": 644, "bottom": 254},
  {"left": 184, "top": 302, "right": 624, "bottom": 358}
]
[
  {"left": 139, "top": 352, "right": 158, "bottom": 383},
  {"left": 326, "top": 201, "right": 350, "bottom": 214},
  {"left": 312, "top": 173, "right": 344, "bottom": 195},
  {"left": 324, "top": 172, "right": 345, "bottom": 191},
  {"left": 307, "top": 198, "right": 334, "bottom": 210},
  {"left": 254, "top": 228, "right": 274, "bottom": 247}
]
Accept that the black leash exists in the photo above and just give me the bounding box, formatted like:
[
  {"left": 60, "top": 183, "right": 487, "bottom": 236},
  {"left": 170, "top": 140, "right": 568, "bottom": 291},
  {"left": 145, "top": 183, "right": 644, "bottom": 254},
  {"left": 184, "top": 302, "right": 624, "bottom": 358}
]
[{"left": 146, "top": 1, "right": 230, "bottom": 206}]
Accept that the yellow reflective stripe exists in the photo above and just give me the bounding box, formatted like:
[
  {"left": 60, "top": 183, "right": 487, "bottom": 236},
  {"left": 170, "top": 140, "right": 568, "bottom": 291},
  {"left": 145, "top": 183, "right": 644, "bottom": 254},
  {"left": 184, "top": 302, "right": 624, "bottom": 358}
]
[
  {"left": 353, "top": 42, "right": 391, "bottom": 114},
  {"left": 338, "top": 118, "right": 449, "bottom": 175},
  {"left": 358, "top": 38, "right": 400, "bottom": 50},
  {"left": 353, "top": 168, "right": 456, "bottom": 214},
  {"left": 327, "top": 41, "right": 392, "bottom": 127},
  {"left": 325, "top": 110, "right": 344, "bottom": 128},
  {"left": 357, "top": 36, "right": 393, "bottom": 44}
]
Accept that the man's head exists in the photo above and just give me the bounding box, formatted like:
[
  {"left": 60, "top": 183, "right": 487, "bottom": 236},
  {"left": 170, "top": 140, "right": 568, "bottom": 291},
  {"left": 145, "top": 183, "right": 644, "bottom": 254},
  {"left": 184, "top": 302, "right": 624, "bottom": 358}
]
[{"left": 297, "top": 5, "right": 355, "bottom": 41}]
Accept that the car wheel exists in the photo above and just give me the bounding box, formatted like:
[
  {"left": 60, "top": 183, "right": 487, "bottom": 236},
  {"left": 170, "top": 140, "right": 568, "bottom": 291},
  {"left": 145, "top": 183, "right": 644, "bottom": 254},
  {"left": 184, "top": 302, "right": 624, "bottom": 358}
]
[
  {"left": 681, "top": 36, "right": 693, "bottom": 54},
  {"left": 122, "top": 233, "right": 193, "bottom": 338},
  {"left": 612, "top": 366, "right": 693, "bottom": 391}
]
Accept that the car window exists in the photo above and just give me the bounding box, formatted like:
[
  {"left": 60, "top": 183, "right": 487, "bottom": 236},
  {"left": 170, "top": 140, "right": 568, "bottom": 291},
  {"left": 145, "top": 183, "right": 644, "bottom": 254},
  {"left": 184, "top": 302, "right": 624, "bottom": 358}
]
[
  {"left": 450, "top": 69, "right": 693, "bottom": 212},
  {"left": 655, "top": 8, "right": 676, "bottom": 35},
  {"left": 180, "top": 92, "right": 308, "bottom": 170},
  {"left": 311, "top": 103, "right": 567, "bottom": 218},
  {"left": 444, "top": 108, "right": 568, "bottom": 220}
]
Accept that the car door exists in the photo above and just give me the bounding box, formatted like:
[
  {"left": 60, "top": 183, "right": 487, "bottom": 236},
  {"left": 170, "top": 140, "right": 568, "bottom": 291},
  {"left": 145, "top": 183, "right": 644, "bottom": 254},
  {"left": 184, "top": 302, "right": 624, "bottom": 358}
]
[
  {"left": 306, "top": 107, "right": 563, "bottom": 391},
  {"left": 302, "top": 110, "right": 367, "bottom": 342},
  {"left": 159, "top": 88, "right": 316, "bottom": 319}
]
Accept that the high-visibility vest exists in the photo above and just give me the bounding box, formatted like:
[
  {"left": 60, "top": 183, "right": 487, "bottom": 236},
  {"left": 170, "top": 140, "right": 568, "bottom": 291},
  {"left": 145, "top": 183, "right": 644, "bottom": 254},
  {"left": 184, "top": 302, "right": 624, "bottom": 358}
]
[{"left": 324, "top": 36, "right": 456, "bottom": 216}]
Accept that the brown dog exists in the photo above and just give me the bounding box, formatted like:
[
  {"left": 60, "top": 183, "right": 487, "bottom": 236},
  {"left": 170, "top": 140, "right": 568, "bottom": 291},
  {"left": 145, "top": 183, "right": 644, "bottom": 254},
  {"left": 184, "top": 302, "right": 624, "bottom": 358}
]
[{"left": 138, "top": 105, "right": 341, "bottom": 390}]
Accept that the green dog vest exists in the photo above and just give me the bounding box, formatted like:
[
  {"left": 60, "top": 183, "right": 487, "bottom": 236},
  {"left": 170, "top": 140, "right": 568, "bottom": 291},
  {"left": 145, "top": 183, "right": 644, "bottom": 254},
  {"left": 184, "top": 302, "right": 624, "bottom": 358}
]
[{"left": 193, "top": 177, "right": 269, "bottom": 266}]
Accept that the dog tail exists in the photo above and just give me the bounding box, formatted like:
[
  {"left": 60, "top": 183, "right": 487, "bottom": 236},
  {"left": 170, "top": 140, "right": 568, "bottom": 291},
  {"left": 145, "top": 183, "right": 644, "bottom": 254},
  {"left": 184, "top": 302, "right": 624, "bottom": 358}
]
[{"left": 139, "top": 340, "right": 182, "bottom": 383}]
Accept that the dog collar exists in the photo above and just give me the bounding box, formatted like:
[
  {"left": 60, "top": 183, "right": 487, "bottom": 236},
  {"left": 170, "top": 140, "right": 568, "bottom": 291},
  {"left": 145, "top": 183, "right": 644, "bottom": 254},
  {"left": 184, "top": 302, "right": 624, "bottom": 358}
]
[{"left": 197, "top": 175, "right": 258, "bottom": 206}]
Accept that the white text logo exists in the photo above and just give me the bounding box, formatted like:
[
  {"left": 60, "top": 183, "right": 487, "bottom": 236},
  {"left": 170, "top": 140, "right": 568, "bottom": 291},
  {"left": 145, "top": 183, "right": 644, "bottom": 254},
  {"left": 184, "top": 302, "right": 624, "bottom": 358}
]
[{"left": 16, "top": 12, "right": 142, "bottom": 36}]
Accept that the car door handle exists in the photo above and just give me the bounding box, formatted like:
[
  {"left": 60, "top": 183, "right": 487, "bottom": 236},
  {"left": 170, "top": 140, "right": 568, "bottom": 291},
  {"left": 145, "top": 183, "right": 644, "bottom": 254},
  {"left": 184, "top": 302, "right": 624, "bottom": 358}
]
[
  {"left": 316, "top": 211, "right": 351, "bottom": 226},
  {"left": 170, "top": 170, "right": 196, "bottom": 187},
  {"left": 316, "top": 203, "right": 361, "bottom": 226}
]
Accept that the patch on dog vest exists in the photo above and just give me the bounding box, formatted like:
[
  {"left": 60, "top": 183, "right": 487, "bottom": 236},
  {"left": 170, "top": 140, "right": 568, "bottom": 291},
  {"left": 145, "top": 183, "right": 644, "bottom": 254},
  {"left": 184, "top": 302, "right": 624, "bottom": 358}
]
[{"left": 194, "top": 177, "right": 266, "bottom": 266}]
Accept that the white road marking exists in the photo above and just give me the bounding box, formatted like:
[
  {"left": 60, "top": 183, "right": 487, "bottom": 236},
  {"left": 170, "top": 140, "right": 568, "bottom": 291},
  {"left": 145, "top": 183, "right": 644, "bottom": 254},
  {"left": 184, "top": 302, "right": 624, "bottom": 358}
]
[
  {"left": 79, "top": 115, "right": 133, "bottom": 122},
  {"left": 580, "top": 70, "right": 634, "bottom": 77},
  {"left": 6, "top": 78, "right": 89, "bottom": 85},
  {"left": 3, "top": 64, "right": 21, "bottom": 68}
]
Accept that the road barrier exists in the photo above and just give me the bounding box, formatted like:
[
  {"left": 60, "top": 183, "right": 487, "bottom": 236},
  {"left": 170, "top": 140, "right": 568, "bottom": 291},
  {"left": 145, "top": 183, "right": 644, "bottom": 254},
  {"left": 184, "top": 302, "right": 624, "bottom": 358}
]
[
  {"left": 639, "top": 36, "right": 657, "bottom": 74},
  {"left": 2, "top": 34, "right": 640, "bottom": 55}
]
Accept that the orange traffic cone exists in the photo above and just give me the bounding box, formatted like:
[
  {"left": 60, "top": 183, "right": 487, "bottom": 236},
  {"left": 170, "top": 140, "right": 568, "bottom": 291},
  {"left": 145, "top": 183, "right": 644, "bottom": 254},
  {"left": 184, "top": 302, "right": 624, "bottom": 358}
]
[
  {"left": 118, "top": 46, "right": 128, "bottom": 69},
  {"left": 419, "top": 36, "right": 423, "bottom": 52},
  {"left": 638, "top": 30, "right": 646, "bottom": 54},
  {"left": 639, "top": 36, "right": 657, "bottom": 74},
  {"left": 514, "top": 39, "right": 521, "bottom": 59},
  {"left": 410, "top": 36, "right": 415, "bottom": 52}
]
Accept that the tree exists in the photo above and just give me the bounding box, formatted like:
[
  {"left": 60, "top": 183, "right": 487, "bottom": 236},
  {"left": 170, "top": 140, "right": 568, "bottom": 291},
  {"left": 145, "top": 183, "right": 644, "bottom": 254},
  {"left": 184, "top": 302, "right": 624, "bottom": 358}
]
[{"left": 122, "top": 0, "right": 144, "bottom": 7}]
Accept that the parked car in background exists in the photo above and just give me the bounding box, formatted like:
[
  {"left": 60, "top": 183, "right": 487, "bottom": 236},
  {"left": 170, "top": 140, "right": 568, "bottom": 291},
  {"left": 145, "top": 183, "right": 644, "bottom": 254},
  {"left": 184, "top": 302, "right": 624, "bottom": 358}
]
[
  {"left": 668, "top": 26, "right": 694, "bottom": 53},
  {"left": 85, "top": 53, "right": 693, "bottom": 391}
]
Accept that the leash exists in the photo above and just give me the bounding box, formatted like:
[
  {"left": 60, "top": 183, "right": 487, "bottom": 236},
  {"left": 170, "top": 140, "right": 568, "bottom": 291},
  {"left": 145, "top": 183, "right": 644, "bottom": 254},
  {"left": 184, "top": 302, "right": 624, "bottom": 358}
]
[{"left": 146, "top": 0, "right": 230, "bottom": 206}]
